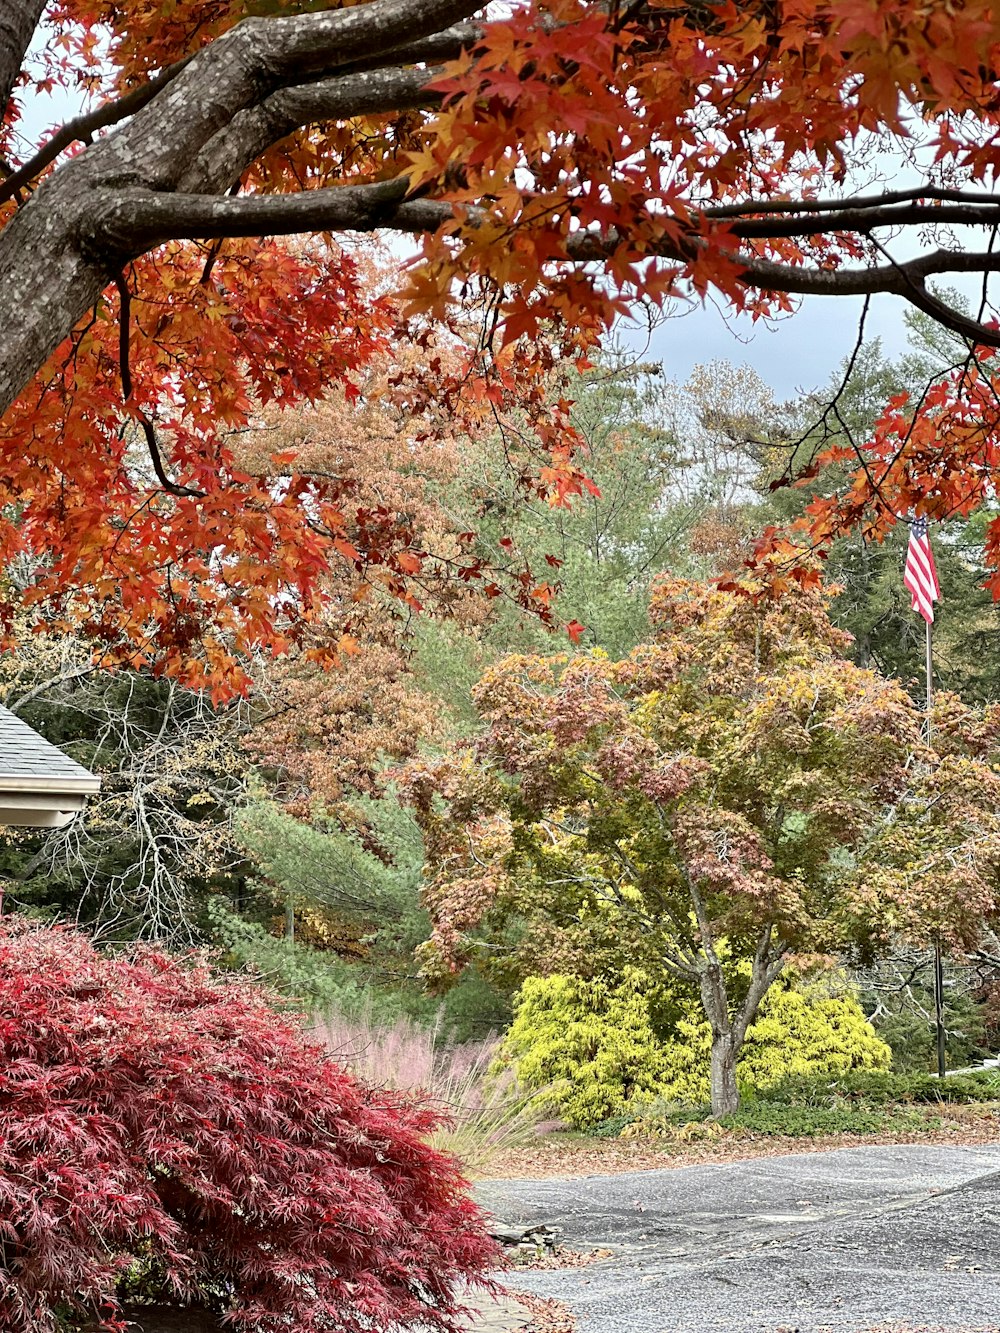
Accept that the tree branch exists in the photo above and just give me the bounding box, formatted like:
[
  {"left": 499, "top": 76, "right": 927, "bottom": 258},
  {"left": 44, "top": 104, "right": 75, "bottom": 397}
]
[
  {"left": 90, "top": 180, "right": 1000, "bottom": 350},
  {"left": 732, "top": 924, "right": 786, "bottom": 1047},
  {"left": 565, "top": 230, "right": 1000, "bottom": 349},
  {"left": 88, "top": 180, "right": 444, "bottom": 252},
  {"left": 114, "top": 272, "right": 204, "bottom": 499},
  {"left": 7, "top": 666, "right": 99, "bottom": 714},
  {"left": 727, "top": 200, "right": 1000, "bottom": 241},
  {"left": 705, "top": 184, "right": 1000, "bottom": 221},
  {"left": 97, "top": 0, "right": 483, "bottom": 187},
  {"left": 179, "top": 64, "right": 444, "bottom": 195},
  {"left": 0, "top": 55, "right": 197, "bottom": 209},
  {"left": 9, "top": 18, "right": 478, "bottom": 207}
]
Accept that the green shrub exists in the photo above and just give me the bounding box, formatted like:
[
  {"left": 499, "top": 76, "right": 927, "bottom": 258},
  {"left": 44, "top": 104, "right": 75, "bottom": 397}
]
[
  {"left": 740, "top": 979, "right": 892, "bottom": 1087},
  {"left": 718, "top": 1103, "right": 932, "bottom": 1136},
  {"left": 498, "top": 971, "right": 675, "bottom": 1128},
  {"left": 498, "top": 968, "right": 891, "bottom": 1128},
  {"left": 757, "top": 1067, "right": 1000, "bottom": 1107},
  {"left": 591, "top": 1113, "right": 639, "bottom": 1138},
  {"left": 600, "top": 1099, "right": 937, "bottom": 1139}
]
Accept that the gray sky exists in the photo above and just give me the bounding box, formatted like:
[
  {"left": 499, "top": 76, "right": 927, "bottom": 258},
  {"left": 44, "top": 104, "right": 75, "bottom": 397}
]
[{"left": 630, "top": 292, "right": 913, "bottom": 402}]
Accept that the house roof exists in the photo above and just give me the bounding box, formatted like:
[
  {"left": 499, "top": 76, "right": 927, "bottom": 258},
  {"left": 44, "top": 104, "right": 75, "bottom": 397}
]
[{"left": 0, "top": 705, "right": 101, "bottom": 795}]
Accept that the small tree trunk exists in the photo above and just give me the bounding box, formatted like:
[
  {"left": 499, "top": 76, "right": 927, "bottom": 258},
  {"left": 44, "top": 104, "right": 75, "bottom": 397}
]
[
  {"left": 709, "top": 1027, "right": 740, "bottom": 1116},
  {"left": 698, "top": 960, "right": 741, "bottom": 1116}
]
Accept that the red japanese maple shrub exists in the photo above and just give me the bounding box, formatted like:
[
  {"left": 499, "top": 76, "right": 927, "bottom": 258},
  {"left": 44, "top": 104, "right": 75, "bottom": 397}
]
[{"left": 0, "top": 922, "right": 498, "bottom": 1333}]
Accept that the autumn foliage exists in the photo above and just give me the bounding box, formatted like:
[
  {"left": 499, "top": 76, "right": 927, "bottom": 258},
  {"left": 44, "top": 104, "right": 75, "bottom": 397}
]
[
  {"left": 0, "top": 922, "right": 496, "bottom": 1333},
  {"left": 6, "top": 0, "right": 1000, "bottom": 689},
  {"left": 403, "top": 578, "right": 1000, "bottom": 1111}
]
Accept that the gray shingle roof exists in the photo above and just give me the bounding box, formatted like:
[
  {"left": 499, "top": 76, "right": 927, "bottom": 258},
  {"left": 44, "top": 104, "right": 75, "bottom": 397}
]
[{"left": 0, "top": 705, "right": 101, "bottom": 793}]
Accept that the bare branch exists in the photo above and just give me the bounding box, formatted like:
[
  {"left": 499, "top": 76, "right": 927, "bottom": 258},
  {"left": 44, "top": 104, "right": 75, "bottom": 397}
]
[
  {"left": 705, "top": 184, "right": 1000, "bottom": 221},
  {"left": 88, "top": 179, "right": 443, "bottom": 252},
  {"left": 726, "top": 200, "right": 1000, "bottom": 240},
  {"left": 114, "top": 272, "right": 204, "bottom": 499}
]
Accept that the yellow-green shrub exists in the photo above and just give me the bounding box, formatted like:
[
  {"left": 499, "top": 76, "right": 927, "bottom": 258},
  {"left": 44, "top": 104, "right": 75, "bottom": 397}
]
[
  {"left": 742, "top": 975, "right": 891, "bottom": 1085},
  {"left": 499, "top": 969, "right": 891, "bottom": 1127},
  {"left": 497, "top": 970, "right": 675, "bottom": 1128}
]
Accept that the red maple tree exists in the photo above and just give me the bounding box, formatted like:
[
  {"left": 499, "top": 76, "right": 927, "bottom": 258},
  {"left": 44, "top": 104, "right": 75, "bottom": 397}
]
[
  {"left": 1, "top": 0, "right": 1000, "bottom": 688},
  {"left": 0, "top": 922, "right": 497, "bottom": 1333}
]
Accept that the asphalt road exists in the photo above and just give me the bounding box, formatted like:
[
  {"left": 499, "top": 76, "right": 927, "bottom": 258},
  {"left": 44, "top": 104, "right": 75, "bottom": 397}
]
[{"left": 476, "top": 1143, "right": 1000, "bottom": 1332}]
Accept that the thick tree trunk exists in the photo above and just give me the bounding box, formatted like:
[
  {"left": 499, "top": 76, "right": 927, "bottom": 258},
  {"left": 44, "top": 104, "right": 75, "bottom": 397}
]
[
  {"left": 0, "top": 175, "right": 111, "bottom": 413},
  {"left": 0, "top": 0, "right": 481, "bottom": 415},
  {"left": 697, "top": 927, "right": 786, "bottom": 1117},
  {"left": 709, "top": 1027, "right": 740, "bottom": 1116}
]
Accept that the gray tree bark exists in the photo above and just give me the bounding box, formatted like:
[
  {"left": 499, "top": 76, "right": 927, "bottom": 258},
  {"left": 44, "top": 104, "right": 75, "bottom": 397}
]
[
  {"left": 0, "top": 0, "right": 481, "bottom": 415},
  {"left": 698, "top": 927, "right": 786, "bottom": 1117},
  {"left": 699, "top": 960, "right": 741, "bottom": 1116},
  {"left": 708, "top": 1026, "right": 740, "bottom": 1117}
]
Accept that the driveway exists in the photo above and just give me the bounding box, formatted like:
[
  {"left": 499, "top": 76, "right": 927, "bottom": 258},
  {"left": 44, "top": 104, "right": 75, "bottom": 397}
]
[{"left": 476, "top": 1142, "right": 1000, "bottom": 1331}]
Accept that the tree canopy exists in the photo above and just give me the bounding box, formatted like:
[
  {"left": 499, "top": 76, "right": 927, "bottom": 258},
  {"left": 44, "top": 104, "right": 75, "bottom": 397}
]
[
  {"left": 6, "top": 1, "right": 1000, "bottom": 689},
  {"left": 403, "top": 580, "right": 1000, "bottom": 1112}
]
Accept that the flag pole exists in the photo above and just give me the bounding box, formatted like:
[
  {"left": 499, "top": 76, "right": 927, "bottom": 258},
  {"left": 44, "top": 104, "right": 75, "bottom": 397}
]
[
  {"left": 925, "top": 616, "right": 933, "bottom": 734},
  {"left": 925, "top": 606, "right": 947, "bottom": 1079}
]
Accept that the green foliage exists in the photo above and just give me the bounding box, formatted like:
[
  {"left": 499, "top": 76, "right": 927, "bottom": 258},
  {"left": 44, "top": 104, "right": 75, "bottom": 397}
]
[
  {"left": 594, "top": 1065, "right": 1000, "bottom": 1139},
  {"left": 378, "top": 357, "right": 720, "bottom": 744},
  {"left": 498, "top": 969, "right": 890, "bottom": 1128},
  {"left": 740, "top": 977, "right": 892, "bottom": 1087},
  {"left": 234, "top": 794, "right": 430, "bottom": 956},
  {"left": 859, "top": 970, "right": 991, "bottom": 1073},
  {"left": 207, "top": 898, "right": 402, "bottom": 1017},
  {"left": 755, "top": 1067, "right": 1000, "bottom": 1106},
  {"left": 505, "top": 365, "right": 687, "bottom": 657},
  {"left": 208, "top": 896, "right": 510, "bottom": 1040},
  {"left": 228, "top": 796, "right": 511, "bottom": 1037},
  {"left": 716, "top": 1103, "right": 932, "bottom": 1136},
  {"left": 498, "top": 972, "right": 671, "bottom": 1128}
]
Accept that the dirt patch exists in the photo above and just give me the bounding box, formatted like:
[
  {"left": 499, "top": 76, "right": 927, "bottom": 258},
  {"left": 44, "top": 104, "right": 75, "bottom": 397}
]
[
  {"left": 482, "top": 1119, "right": 1000, "bottom": 1180},
  {"left": 508, "top": 1247, "right": 614, "bottom": 1272}
]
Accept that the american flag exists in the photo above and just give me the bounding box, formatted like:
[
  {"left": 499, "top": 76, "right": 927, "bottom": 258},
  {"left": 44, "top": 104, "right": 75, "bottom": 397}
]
[{"left": 904, "top": 516, "right": 940, "bottom": 624}]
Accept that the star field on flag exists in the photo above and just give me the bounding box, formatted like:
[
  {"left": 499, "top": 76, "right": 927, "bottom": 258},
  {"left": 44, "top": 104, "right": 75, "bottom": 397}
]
[{"left": 903, "top": 516, "right": 940, "bottom": 624}]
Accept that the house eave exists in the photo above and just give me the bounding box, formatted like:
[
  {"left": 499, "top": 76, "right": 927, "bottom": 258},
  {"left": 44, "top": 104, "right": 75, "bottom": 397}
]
[{"left": 0, "top": 775, "right": 101, "bottom": 796}]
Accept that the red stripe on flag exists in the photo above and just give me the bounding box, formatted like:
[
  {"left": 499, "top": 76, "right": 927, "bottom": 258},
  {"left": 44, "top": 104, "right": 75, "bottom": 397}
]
[{"left": 904, "top": 526, "right": 939, "bottom": 625}]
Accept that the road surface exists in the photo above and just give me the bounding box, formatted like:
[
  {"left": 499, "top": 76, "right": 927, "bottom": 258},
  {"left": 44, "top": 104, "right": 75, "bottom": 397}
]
[{"left": 477, "top": 1143, "right": 1000, "bottom": 1331}]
